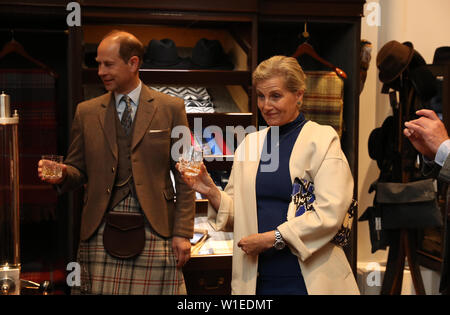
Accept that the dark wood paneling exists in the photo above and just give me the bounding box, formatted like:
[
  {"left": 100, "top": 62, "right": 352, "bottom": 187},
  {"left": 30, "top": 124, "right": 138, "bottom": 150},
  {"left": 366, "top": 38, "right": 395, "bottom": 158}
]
[
  {"left": 82, "top": 0, "right": 259, "bottom": 13},
  {"left": 259, "top": 0, "right": 365, "bottom": 17}
]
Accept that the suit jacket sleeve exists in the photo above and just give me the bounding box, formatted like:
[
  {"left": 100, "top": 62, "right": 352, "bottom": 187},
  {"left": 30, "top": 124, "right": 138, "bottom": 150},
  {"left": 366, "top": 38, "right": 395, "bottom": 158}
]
[
  {"left": 59, "top": 103, "right": 88, "bottom": 193},
  {"left": 170, "top": 101, "right": 196, "bottom": 238}
]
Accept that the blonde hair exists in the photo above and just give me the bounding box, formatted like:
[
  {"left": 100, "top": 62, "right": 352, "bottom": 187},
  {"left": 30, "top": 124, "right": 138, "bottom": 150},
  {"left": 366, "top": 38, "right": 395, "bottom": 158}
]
[{"left": 252, "top": 55, "right": 307, "bottom": 109}]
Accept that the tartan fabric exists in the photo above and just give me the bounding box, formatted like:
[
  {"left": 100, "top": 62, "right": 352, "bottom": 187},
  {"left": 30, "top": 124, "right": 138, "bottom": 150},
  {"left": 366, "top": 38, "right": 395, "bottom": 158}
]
[
  {"left": 72, "top": 195, "right": 186, "bottom": 295},
  {"left": 302, "top": 71, "right": 344, "bottom": 137},
  {"left": 0, "top": 69, "right": 58, "bottom": 222}
]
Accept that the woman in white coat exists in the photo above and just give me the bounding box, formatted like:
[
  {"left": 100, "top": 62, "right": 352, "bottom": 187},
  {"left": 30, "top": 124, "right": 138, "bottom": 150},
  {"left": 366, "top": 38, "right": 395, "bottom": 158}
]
[{"left": 178, "top": 55, "right": 360, "bottom": 295}]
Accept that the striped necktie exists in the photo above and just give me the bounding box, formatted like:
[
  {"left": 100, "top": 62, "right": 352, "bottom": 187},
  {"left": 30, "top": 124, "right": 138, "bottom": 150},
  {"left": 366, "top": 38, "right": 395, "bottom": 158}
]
[{"left": 121, "top": 95, "right": 133, "bottom": 135}]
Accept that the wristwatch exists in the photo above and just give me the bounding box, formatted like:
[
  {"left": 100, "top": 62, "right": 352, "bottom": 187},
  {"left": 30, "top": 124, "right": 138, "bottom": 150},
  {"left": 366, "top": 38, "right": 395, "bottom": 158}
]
[{"left": 273, "top": 229, "right": 286, "bottom": 250}]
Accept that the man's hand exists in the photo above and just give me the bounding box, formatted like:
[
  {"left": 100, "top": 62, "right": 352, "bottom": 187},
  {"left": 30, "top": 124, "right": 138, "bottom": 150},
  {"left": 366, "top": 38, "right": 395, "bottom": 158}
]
[
  {"left": 404, "top": 109, "right": 449, "bottom": 160},
  {"left": 172, "top": 236, "right": 191, "bottom": 268},
  {"left": 37, "top": 159, "right": 67, "bottom": 185}
]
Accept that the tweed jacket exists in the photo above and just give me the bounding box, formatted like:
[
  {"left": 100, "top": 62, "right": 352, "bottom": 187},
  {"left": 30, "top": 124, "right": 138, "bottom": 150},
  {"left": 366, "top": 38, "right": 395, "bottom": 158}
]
[
  {"left": 208, "top": 121, "right": 360, "bottom": 295},
  {"left": 61, "top": 85, "right": 195, "bottom": 241}
]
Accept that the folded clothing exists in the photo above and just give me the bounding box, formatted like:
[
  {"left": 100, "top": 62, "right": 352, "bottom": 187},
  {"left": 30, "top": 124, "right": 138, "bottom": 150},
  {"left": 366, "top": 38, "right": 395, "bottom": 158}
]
[{"left": 149, "top": 85, "right": 215, "bottom": 113}]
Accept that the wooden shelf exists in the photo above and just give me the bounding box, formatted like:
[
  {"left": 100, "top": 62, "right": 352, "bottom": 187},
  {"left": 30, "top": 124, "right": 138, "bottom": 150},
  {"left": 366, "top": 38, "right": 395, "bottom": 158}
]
[{"left": 82, "top": 68, "right": 251, "bottom": 85}]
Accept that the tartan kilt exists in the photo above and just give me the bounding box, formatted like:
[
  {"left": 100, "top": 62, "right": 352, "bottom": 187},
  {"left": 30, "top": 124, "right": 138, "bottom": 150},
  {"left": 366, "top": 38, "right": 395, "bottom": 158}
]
[{"left": 71, "top": 195, "right": 186, "bottom": 295}]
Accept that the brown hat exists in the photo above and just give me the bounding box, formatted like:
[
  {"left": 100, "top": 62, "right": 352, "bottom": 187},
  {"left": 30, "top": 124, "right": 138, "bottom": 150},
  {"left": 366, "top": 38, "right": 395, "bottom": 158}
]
[{"left": 377, "top": 40, "right": 414, "bottom": 83}]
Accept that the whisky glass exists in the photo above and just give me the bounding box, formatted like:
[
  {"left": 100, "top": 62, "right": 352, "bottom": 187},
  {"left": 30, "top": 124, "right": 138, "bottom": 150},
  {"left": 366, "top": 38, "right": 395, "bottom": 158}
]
[
  {"left": 178, "top": 146, "right": 203, "bottom": 177},
  {"left": 41, "top": 155, "right": 63, "bottom": 180}
]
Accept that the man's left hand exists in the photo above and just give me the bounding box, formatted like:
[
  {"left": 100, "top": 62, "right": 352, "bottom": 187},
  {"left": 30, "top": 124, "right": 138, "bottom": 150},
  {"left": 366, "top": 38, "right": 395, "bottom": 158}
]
[{"left": 172, "top": 236, "right": 191, "bottom": 268}]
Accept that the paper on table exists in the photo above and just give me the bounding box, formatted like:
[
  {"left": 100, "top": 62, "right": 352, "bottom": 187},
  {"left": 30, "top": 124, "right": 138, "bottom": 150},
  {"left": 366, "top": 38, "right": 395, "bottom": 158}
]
[{"left": 192, "top": 216, "right": 233, "bottom": 255}]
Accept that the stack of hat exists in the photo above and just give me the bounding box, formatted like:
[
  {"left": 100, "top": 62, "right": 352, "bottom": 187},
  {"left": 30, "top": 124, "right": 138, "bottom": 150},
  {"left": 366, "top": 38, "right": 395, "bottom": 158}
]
[
  {"left": 376, "top": 40, "right": 437, "bottom": 102},
  {"left": 369, "top": 40, "right": 440, "bottom": 176},
  {"left": 142, "top": 38, "right": 234, "bottom": 70}
]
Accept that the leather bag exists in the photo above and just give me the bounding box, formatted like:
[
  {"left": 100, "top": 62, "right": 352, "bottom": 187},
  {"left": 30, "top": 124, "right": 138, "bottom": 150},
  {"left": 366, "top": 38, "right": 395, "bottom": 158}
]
[
  {"left": 376, "top": 178, "right": 443, "bottom": 230},
  {"left": 103, "top": 212, "right": 145, "bottom": 259}
]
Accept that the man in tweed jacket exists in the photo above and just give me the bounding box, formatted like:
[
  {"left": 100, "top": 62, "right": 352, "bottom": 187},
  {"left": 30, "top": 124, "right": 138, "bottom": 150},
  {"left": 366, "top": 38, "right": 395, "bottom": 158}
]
[{"left": 38, "top": 30, "right": 195, "bottom": 294}]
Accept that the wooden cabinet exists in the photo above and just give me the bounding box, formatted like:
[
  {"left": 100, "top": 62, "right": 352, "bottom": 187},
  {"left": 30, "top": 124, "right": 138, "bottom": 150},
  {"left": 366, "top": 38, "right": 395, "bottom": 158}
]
[{"left": 183, "top": 254, "right": 232, "bottom": 295}]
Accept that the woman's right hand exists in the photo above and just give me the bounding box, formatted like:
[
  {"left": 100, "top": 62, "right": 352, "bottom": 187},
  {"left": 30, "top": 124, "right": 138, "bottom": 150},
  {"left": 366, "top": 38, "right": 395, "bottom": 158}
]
[
  {"left": 176, "top": 162, "right": 221, "bottom": 210},
  {"left": 176, "top": 162, "right": 213, "bottom": 194}
]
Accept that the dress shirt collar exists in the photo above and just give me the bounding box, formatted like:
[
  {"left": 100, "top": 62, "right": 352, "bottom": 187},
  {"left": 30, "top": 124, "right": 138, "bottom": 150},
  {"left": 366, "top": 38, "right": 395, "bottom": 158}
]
[{"left": 114, "top": 80, "right": 142, "bottom": 107}]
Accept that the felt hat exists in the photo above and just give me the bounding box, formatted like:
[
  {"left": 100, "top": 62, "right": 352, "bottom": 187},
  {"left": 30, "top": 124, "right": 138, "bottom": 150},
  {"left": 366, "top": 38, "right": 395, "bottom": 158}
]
[
  {"left": 402, "top": 42, "right": 437, "bottom": 102},
  {"left": 190, "top": 38, "right": 234, "bottom": 70},
  {"left": 377, "top": 40, "right": 414, "bottom": 83},
  {"left": 368, "top": 115, "right": 395, "bottom": 170},
  {"left": 433, "top": 46, "right": 450, "bottom": 65},
  {"left": 142, "top": 38, "right": 190, "bottom": 69},
  {"left": 409, "top": 66, "right": 438, "bottom": 102},
  {"left": 379, "top": 41, "right": 428, "bottom": 93},
  {"left": 403, "top": 41, "right": 426, "bottom": 70}
]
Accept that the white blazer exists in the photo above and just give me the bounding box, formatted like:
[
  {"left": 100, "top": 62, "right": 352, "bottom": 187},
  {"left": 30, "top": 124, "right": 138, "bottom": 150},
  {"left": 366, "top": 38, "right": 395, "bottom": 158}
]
[{"left": 208, "top": 121, "right": 360, "bottom": 295}]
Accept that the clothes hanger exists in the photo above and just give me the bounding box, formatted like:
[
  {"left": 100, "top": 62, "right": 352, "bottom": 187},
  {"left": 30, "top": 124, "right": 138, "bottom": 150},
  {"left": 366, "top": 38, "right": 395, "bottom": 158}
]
[
  {"left": 291, "top": 23, "right": 347, "bottom": 79},
  {"left": 0, "top": 30, "right": 58, "bottom": 78}
]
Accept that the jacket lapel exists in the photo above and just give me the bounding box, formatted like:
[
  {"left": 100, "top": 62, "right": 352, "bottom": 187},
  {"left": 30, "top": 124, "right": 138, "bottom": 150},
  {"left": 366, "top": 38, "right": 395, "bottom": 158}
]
[
  {"left": 98, "top": 93, "right": 118, "bottom": 160},
  {"left": 131, "top": 85, "right": 157, "bottom": 151}
]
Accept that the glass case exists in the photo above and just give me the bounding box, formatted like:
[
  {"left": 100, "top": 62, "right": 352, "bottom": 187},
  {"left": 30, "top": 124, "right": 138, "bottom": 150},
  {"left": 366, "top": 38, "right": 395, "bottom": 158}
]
[{"left": 0, "top": 92, "right": 20, "bottom": 295}]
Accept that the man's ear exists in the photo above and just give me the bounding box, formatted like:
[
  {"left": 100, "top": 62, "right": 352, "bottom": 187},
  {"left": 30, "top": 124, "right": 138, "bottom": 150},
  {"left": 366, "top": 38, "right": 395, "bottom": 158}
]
[{"left": 128, "top": 56, "right": 140, "bottom": 72}]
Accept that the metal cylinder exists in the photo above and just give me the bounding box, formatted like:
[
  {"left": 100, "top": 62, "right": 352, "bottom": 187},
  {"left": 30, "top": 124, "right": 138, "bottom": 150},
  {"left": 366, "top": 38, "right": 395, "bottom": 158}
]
[
  {"left": 0, "top": 91, "right": 11, "bottom": 118},
  {"left": 0, "top": 93, "right": 20, "bottom": 294}
]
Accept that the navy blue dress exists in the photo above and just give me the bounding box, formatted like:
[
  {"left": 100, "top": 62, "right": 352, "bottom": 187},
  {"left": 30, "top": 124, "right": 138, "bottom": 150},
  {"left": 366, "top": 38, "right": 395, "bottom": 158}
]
[{"left": 255, "top": 113, "right": 308, "bottom": 295}]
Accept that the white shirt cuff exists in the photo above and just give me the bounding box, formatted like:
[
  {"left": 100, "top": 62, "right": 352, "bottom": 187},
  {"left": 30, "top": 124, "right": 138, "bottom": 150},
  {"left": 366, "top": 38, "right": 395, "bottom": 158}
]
[{"left": 435, "top": 139, "right": 450, "bottom": 167}]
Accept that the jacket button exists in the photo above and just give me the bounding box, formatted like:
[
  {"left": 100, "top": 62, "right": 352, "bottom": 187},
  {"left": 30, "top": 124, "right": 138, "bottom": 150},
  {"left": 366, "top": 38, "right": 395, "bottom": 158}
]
[
  {"left": 107, "top": 188, "right": 111, "bottom": 194},
  {"left": 112, "top": 167, "right": 115, "bottom": 173}
]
